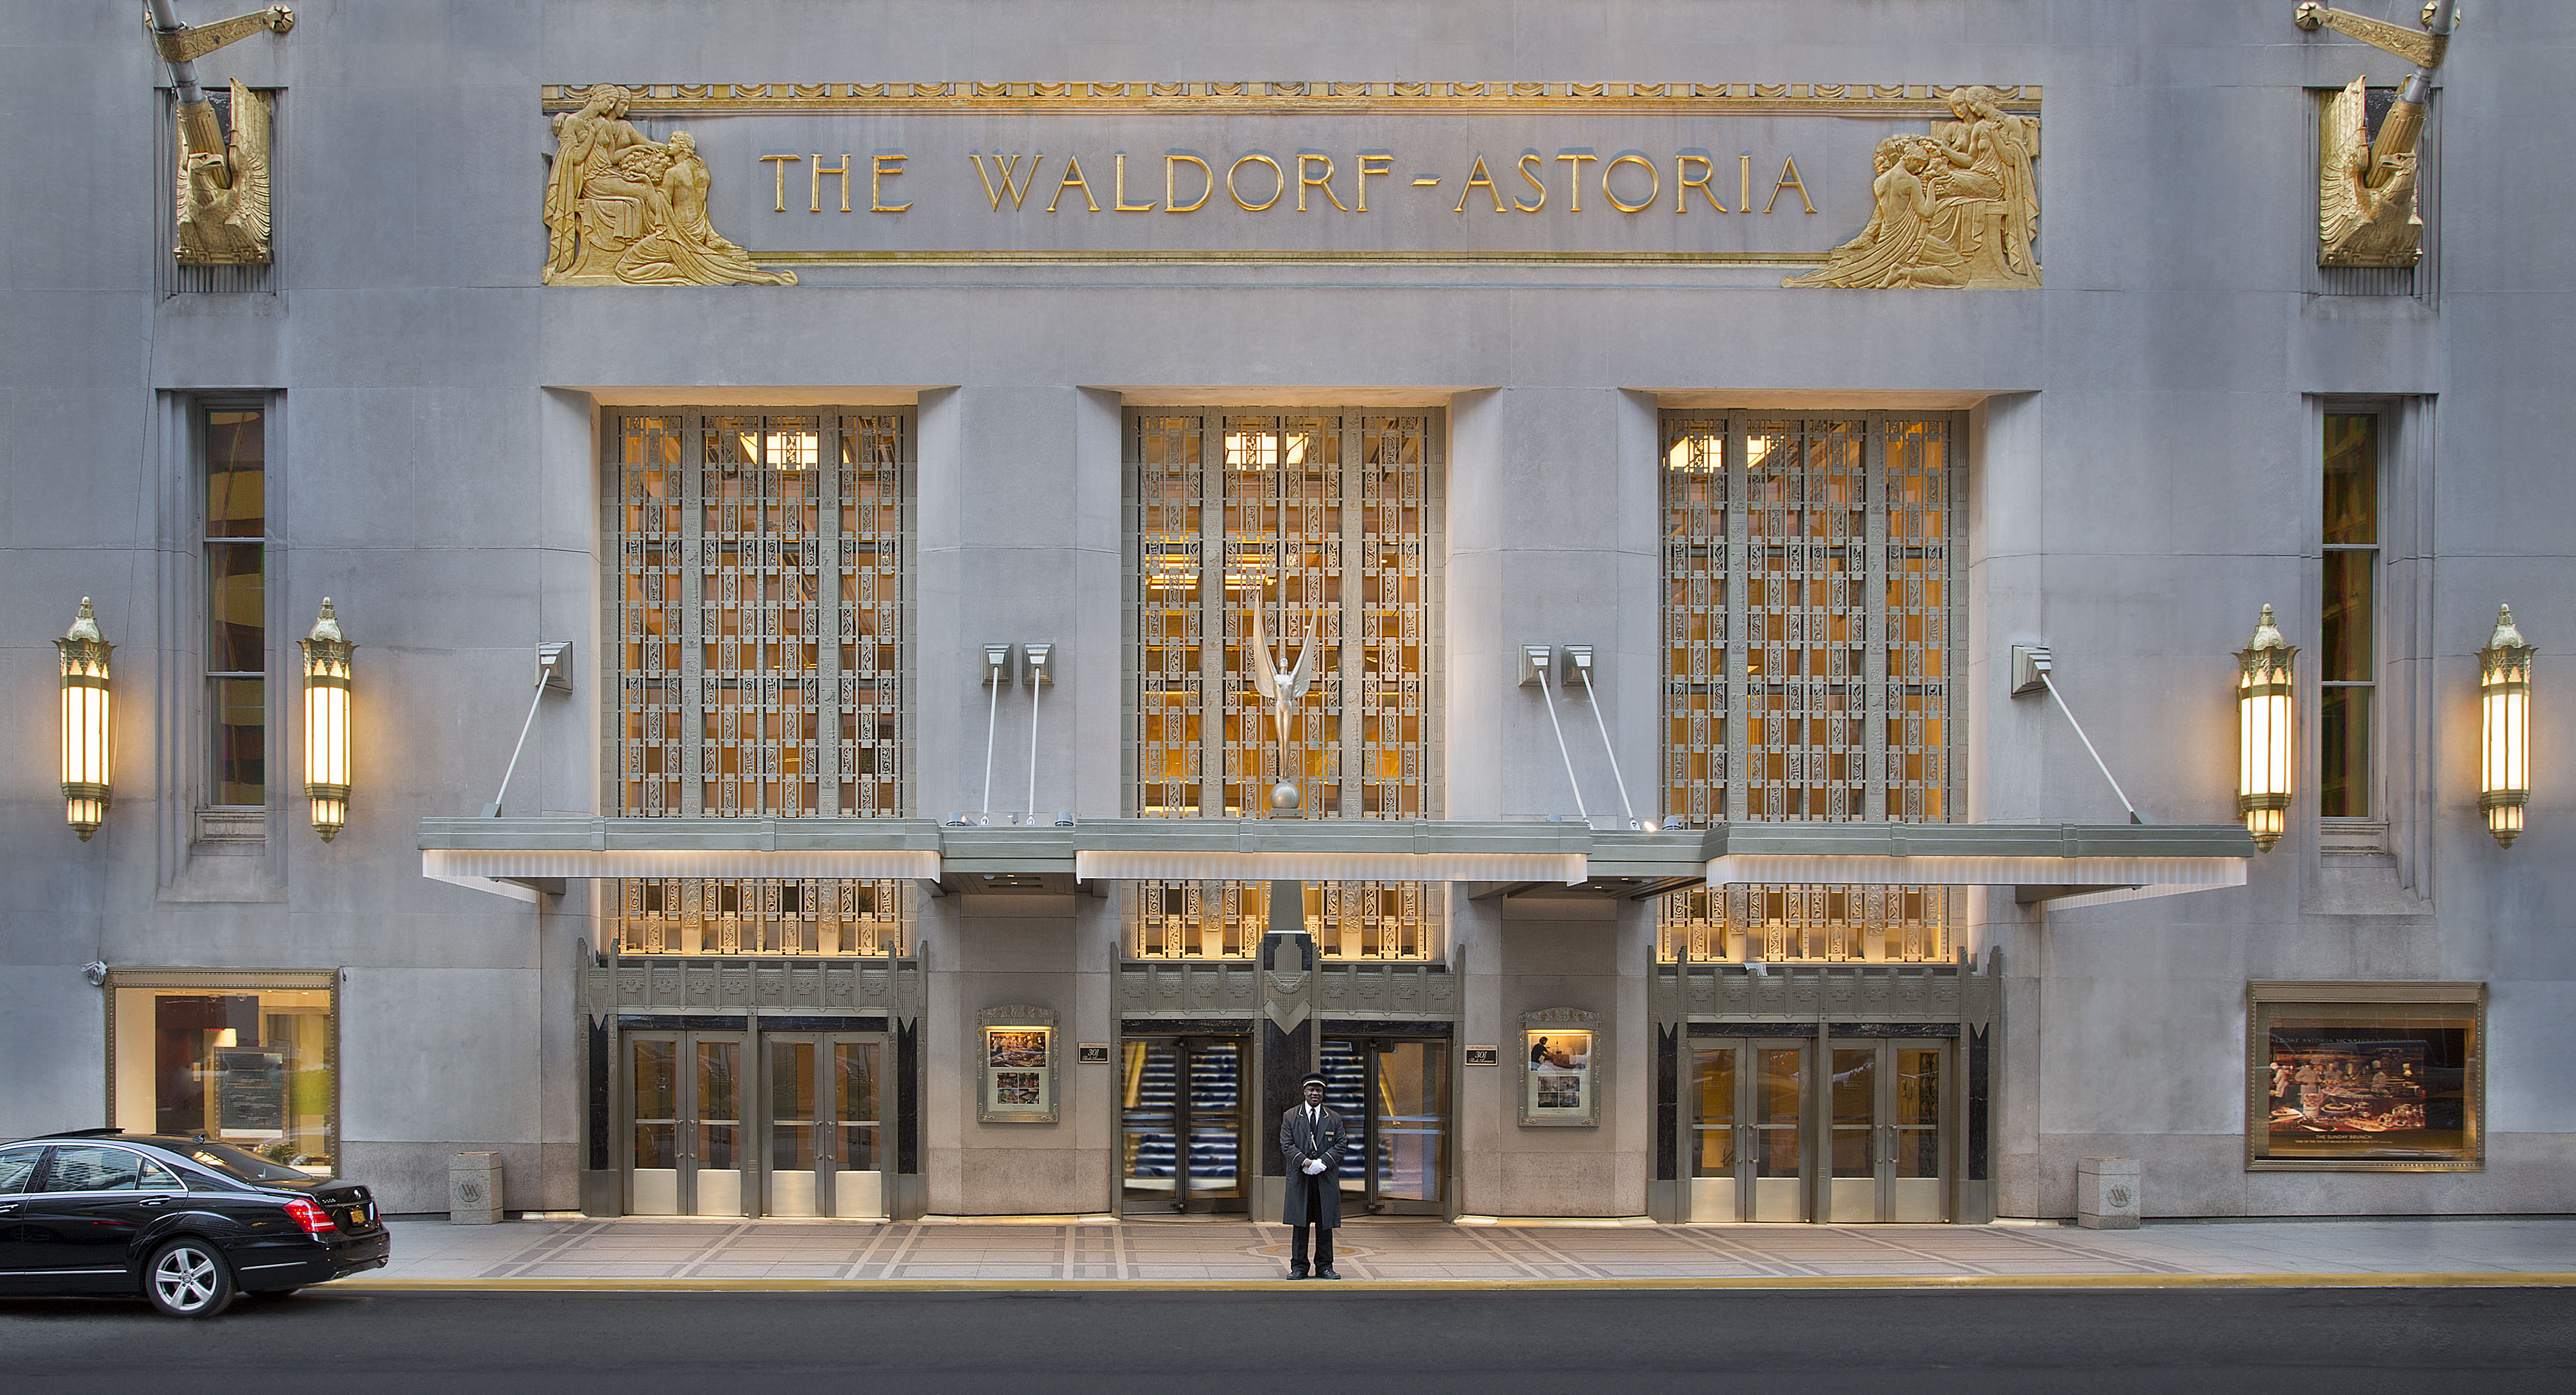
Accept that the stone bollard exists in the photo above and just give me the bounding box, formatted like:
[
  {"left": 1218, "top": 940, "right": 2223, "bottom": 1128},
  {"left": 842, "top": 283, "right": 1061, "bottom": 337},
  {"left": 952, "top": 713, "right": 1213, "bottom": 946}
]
[
  {"left": 449, "top": 1151, "right": 503, "bottom": 1224},
  {"left": 2076, "top": 1156, "right": 2141, "bottom": 1229}
]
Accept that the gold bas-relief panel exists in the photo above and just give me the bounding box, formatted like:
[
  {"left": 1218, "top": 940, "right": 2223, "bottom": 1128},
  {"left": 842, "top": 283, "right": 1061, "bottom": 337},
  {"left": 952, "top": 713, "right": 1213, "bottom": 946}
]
[
  {"left": 543, "top": 85, "right": 794, "bottom": 287},
  {"left": 175, "top": 78, "right": 271, "bottom": 266},
  {"left": 535, "top": 79, "right": 2043, "bottom": 284},
  {"left": 2319, "top": 77, "right": 2421, "bottom": 268},
  {"left": 2295, "top": 5, "right": 2454, "bottom": 270},
  {"left": 1784, "top": 85, "right": 2039, "bottom": 289}
]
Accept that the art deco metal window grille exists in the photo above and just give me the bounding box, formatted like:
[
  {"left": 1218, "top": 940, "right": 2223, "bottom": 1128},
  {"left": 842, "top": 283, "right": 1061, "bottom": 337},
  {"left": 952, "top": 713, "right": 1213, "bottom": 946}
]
[
  {"left": 603, "top": 410, "right": 912, "bottom": 956},
  {"left": 1127, "top": 410, "right": 1440, "bottom": 960},
  {"left": 1658, "top": 414, "right": 1964, "bottom": 963}
]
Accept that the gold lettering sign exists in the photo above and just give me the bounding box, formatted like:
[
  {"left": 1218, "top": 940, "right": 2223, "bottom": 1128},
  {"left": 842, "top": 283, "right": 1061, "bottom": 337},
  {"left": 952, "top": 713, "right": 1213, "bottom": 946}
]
[{"left": 537, "top": 81, "right": 2041, "bottom": 285}]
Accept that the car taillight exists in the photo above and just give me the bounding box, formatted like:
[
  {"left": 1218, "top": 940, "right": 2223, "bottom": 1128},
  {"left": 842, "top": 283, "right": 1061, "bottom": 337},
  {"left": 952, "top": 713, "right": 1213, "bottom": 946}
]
[{"left": 284, "top": 1197, "right": 337, "bottom": 1236}]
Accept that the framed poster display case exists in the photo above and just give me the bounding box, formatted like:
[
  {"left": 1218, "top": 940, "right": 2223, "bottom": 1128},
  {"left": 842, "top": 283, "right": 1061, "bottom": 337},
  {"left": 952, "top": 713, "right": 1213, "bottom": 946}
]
[
  {"left": 977, "top": 1004, "right": 1059, "bottom": 1124},
  {"left": 2247, "top": 982, "right": 2484, "bottom": 1172},
  {"left": 1518, "top": 1008, "right": 1600, "bottom": 1127}
]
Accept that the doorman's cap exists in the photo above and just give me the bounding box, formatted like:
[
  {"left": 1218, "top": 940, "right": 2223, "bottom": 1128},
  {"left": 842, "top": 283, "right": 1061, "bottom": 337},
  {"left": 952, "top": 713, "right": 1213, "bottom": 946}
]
[{"left": 1299, "top": 1072, "right": 1327, "bottom": 1088}]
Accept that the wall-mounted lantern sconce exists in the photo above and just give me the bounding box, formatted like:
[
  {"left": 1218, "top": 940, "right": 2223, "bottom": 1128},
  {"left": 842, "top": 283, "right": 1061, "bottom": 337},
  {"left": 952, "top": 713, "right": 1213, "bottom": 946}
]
[
  {"left": 2236, "top": 605, "right": 2297, "bottom": 852},
  {"left": 56, "top": 598, "right": 113, "bottom": 841},
  {"left": 299, "top": 599, "right": 354, "bottom": 842},
  {"left": 2478, "top": 604, "right": 2534, "bottom": 849}
]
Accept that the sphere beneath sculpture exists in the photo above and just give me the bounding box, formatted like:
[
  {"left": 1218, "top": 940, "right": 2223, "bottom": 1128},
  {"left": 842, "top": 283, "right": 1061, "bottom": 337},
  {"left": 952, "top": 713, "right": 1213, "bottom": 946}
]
[{"left": 1270, "top": 782, "right": 1300, "bottom": 810}]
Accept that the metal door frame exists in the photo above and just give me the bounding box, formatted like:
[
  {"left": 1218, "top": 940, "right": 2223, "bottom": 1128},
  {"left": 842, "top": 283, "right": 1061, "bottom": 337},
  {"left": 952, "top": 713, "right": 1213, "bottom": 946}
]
[
  {"left": 1817, "top": 1036, "right": 1954, "bottom": 1224},
  {"left": 1875, "top": 1036, "right": 1952, "bottom": 1224},
  {"left": 1692, "top": 1036, "right": 1952, "bottom": 1224},
  {"left": 756, "top": 1030, "right": 886, "bottom": 1219},
  {"left": 1323, "top": 1034, "right": 1450, "bottom": 1217},
  {"left": 1689, "top": 1036, "right": 1817, "bottom": 1223},
  {"left": 1121, "top": 1032, "right": 1251, "bottom": 1215},
  {"left": 622, "top": 1028, "right": 749, "bottom": 1217}
]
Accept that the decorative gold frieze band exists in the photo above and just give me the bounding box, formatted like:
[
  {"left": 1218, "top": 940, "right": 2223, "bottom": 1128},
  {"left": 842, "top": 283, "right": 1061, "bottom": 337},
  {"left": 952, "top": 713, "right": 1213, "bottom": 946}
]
[
  {"left": 539, "top": 80, "right": 2040, "bottom": 118},
  {"left": 742, "top": 248, "right": 1826, "bottom": 268}
]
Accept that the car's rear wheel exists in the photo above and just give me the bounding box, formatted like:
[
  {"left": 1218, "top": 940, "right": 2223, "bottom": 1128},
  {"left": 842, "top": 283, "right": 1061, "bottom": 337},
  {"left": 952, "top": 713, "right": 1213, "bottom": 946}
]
[{"left": 144, "top": 1238, "right": 236, "bottom": 1318}]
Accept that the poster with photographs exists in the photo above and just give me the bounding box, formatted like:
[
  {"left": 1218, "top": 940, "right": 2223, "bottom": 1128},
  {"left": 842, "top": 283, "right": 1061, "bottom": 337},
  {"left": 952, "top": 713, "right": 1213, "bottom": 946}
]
[
  {"left": 979, "top": 1024, "right": 1056, "bottom": 1122},
  {"left": 986, "top": 1028, "right": 1049, "bottom": 1071},
  {"left": 1522, "top": 1028, "right": 1596, "bottom": 1125},
  {"left": 2249, "top": 989, "right": 2481, "bottom": 1170}
]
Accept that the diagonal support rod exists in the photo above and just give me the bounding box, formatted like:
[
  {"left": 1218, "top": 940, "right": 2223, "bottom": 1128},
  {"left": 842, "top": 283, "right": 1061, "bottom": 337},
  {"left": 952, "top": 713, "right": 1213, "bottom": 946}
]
[
  {"left": 2012, "top": 645, "right": 2148, "bottom": 825},
  {"left": 1524, "top": 645, "right": 1588, "bottom": 820},
  {"left": 1572, "top": 657, "right": 1638, "bottom": 825},
  {"left": 486, "top": 643, "right": 570, "bottom": 818}
]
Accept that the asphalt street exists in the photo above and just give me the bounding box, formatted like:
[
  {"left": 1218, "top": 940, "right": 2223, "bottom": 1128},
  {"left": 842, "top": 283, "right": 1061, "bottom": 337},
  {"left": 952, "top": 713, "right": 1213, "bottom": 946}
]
[{"left": 8, "top": 1287, "right": 2574, "bottom": 1393}]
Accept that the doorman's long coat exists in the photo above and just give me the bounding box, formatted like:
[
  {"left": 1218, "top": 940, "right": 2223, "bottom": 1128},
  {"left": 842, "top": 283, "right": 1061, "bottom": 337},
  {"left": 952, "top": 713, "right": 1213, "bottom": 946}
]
[{"left": 1280, "top": 1103, "right": 1346, "bottom": 1227}]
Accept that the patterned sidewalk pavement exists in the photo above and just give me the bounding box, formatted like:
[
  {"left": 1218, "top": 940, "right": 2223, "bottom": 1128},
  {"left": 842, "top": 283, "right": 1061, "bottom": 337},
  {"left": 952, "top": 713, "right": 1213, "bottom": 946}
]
[{"left": 346, "top": 1216, "right": 2576, "bottom": 1289}]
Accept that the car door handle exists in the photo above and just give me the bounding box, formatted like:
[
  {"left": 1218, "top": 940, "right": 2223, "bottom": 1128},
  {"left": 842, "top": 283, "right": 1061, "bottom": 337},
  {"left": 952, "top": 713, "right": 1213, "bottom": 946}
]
[{"left": 139, "top": 1197, "right": 171, "bottom": 1207}]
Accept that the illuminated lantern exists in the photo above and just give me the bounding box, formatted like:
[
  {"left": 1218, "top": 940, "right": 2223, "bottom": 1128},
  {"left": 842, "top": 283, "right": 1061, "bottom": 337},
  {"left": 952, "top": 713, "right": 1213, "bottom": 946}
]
[
  {"left": 299, "top": 599, "right": 354, "bottom": 842},
  {"left": 56, "top": 598, "right": 113, "bottom": 840},
  {"left": 2237, "top": 606, "right": 2296, "bottom": 852},
  {"left": 2478, "top": 604, "right": 2534, "bottom": 849}
]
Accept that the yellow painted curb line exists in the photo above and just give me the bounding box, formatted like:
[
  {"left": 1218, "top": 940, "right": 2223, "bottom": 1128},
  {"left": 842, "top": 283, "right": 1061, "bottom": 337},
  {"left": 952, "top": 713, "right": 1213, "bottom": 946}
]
[{"left": 334, "top": 1272, "right": 2576, "bottom": 1294}]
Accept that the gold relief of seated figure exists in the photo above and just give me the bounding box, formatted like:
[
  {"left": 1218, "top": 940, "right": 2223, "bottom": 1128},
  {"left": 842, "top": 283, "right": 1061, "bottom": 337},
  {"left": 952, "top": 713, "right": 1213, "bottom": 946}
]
[
  {"left": 1787, "top": 85, "right": 2041, "bottom": 291},
  {"left": 543, "top": 85, "right": 794, "bottom": 287}
]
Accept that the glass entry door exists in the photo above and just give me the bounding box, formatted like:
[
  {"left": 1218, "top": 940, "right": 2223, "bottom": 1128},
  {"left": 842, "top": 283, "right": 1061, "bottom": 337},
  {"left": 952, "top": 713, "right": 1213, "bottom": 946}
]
[
  {"left": 762, "top": 1033, "right": 884, "bottom": 1219},
  {"left": 1691, "top": 1038, "right": 1810, "bottom": 1222},
  {"left": 1120, "top": 1035, "right": 1248, "bottom": 1214},
  {"left": 1884, "top": 1041, "right": 1947, "bottom": 1222},
  {"left": 1321, "top": 1036, "right": 1450, "bottom": 1215},
  {"left": 626, "top": 1030, "right": 747, "bottom": 1216},
  {"left": 1689, "top": 1036, "right": 1947, "bottom": 1222}
]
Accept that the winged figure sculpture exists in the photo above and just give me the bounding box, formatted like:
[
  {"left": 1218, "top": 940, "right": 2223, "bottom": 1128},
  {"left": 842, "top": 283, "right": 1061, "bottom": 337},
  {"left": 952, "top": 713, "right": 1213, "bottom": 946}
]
[
  {"left": 1248, "top": 605, "right": 1323, "bottom": 751},
  {"left": 177, "top": 78, "right": 271, "bottom": 264},
  {"left": 2319, "top": 76, "right": 2421, "bottom": 267}
]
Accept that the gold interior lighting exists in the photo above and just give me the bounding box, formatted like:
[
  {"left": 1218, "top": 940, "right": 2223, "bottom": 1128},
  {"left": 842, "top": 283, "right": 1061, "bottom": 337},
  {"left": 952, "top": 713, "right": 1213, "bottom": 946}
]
[
  {"left": 56, "top": 598, "right": 113, "bottom": 841},
  {"left": 299, "top": 598, "right": 354, "bottom": 842},
  {"left": 2478, "top": 604, "right": 2534, "bottom": 849},
  {"left": 2237, "top": 605, "right": 2298, "bottom": 852}
]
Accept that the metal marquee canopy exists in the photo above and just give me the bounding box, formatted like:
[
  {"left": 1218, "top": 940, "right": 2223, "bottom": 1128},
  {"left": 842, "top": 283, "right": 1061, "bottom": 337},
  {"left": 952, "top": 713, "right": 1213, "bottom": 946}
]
[{"left": 420, "top": 816, "right": 2253, "bottom": 910}]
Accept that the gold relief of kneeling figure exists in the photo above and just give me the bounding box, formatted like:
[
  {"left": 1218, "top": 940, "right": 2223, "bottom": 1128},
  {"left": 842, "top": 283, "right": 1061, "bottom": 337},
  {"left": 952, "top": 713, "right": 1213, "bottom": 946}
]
[
  {"left": 1788, "top": 85, "right": 2040, "bottom": 290},
  {"left": 543, "top": 85, "right": 793, "bottom": 287}
]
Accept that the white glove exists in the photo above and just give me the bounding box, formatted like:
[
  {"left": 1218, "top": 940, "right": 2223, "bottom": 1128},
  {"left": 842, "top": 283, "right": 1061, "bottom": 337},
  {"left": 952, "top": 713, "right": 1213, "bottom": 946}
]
[{"left": 1302, "top": 1158, "right": 1326, "bottom": 1175}]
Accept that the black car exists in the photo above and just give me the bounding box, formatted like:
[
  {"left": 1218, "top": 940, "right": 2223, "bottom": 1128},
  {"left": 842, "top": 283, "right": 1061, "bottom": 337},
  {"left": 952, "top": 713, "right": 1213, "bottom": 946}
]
[{"left": 0, "top": 1129, "right": 390, "bottom": 1317}]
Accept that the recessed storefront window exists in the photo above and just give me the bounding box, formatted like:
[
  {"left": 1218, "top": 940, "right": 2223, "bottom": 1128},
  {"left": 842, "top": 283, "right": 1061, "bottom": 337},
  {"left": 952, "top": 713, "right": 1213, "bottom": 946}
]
[
  {"left": 2248, "top": 982, "right": 2482, "bottom": 1171},
  {"left": 109, "top": 970, "right": 336, "bottom": 1174}
]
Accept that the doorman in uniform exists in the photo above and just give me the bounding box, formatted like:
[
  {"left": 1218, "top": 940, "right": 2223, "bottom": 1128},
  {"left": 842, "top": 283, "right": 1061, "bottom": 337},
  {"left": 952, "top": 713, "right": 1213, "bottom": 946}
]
[{"left": 1280, "top": 1071, "right": 1344, "bottom": 1279}]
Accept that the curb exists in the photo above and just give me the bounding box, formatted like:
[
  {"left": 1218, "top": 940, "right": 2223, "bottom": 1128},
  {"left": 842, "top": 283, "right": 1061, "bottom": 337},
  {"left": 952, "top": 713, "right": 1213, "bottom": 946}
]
[{"left": 332, "top": 1271, "right": 2576, "bottom": 1294}]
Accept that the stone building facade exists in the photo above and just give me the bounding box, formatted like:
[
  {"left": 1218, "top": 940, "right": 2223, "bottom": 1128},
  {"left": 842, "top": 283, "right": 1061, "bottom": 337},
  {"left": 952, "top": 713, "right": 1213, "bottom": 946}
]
[{"left": 5, "top": 1, "right": 2568, "bottom": 1222}]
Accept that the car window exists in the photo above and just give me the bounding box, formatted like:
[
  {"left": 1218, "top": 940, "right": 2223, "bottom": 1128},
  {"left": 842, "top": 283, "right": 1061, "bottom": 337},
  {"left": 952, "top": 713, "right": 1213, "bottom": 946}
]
[
  {"left": 181, "top": 1140, "right": 310, "bottom": 1183},
  {"left": 41, "top": 1144, "right": 146, "bottom": 1192},
  {"left": 0, "top": 1146, "right": 43, "bottom": 1195},
  {"left": 140, "top": 1158, "right": 185, "bottom": 1191}
]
